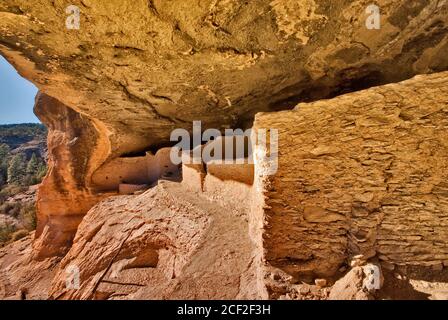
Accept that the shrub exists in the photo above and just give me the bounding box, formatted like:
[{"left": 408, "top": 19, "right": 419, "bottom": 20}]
[
  {"left": 0, "top": 202, "right": 37, "bottom": 231},
  {"left": 0, "top": 202, "right": 21, "bottom": 218},
  {"left": 0, "top": 184, "right": 27, "bottom": 198},
  {"left": 0, "top": 223, "right": 16, "bottom": 246},
  {"left": 19, "top": 203, "right": 37, "bottom": 231},
  {"left": 11, "top": 229, "right": 29, "bottom": 242}
]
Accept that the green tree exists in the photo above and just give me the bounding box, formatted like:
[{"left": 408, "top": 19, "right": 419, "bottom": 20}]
[
  {"left": 0, "top": 143, "right": 9, "bottom": 162},
  {"left": 0, "top": 144, "right": 10, "bottom": 187},
  {"left": 0, "top": 171, "right": 5, "bottom": 187},
  {"left": 7, "top": 153, "right": 26, "bottom": 186},
  {"left": 24, "top": 153, "right": 47, "bottom": 185},
  {"left": 36, "top": 161, "right": 47, "bottom": 181},
  {"left": 26, "top": 153, "right": 39, "bottom": 176}
]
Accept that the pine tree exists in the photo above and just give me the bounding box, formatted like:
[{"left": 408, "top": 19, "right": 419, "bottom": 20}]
[
  {"left": 0, "top": 144, "right": 8, "bottom": 187},
  {"left": 0, "top": 171, "right": 5, "bottom": 187},
  {"left": 36, "top": 161, "right": 47, "bottom": 181},
  {"left": 0, "top": 144, "right": 9, "bottom": 164},
  {"left": 7, "top": 153, "right": 26, "bottom": 186},
  {"left": 25, "top": 153, "right": 40, "bottom": 185},
  {"left": 26, "top": 153, "right": 39, "bottom": 176},
  {"left": 0, "top": 144, "right": 10, "bottom": 174}
]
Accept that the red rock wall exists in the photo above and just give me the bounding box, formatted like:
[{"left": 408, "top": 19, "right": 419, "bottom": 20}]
[{"left": 33, "top": 93, "right": 111, "bottom": 259}]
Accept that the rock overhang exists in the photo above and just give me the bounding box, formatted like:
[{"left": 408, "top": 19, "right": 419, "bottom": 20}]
[
  {"left": 0, "top": 0, "right": 447, "bottom": 156},
  {"left": 1, "top": 0, "right": 448, "bottom": 285}
]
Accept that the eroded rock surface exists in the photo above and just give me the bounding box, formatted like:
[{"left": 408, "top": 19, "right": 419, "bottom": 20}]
[
  {"left": 0, "top": 0, "right": 447, "bottom": 153},
  {"left": 1, "top": 72, "right": 447, "bottom": 300},
  {"left": 48, "top": 180, "right": 261, "bottom": 300},
  {"left": 1, "top": 0, "right": 448, "bottom": 300},
  {"left": 33, "top": 93, "right": 112, "bottom": 259},
  {"left": 0, "top": 233, "right": 60, "bottom": 300},
  {"left": 1, "top": 0, "right": 448, "bottom": 258},
  {"left": 0, "top": 0, "right": 448, "bottom": 142}
]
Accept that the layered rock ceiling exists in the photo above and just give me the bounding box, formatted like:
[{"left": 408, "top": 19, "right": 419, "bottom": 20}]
[
  {"left": 1, "top": 0, "right": 448, "bottom": 300},
  {"left": 1, "top": 0, "right": 447, "bottom": 153}
]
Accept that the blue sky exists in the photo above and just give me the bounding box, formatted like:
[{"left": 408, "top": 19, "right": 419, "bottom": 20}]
[{"left": 0, "top": 55, "right": 39, "bottom": 124}]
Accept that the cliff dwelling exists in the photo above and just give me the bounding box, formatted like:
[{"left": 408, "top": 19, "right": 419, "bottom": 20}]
[
  {"left": 91, "top": 148, "right": 180, "bottom": 194},
  {"left": 0, "top": 0, "right": 448, "bottom": 303}
]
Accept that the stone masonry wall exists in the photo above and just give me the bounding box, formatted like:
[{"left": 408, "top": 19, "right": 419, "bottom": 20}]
[{"left": 253, "top": 71, "right": 448, "bottom": 280}]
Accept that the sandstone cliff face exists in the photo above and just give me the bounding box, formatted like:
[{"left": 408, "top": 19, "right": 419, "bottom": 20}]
[
  {"left": 1, "top": 72, "right": 448, "bottom": 300},
  {"left": 254, "top": 71, "right": 448, "bottom": 285},
  {"left": 1, "top": 0, "right": 448, "bottom": 300},
  {"left": 48, "top": 180, "right": 261, "bottom": 300},
  {"left": 32, "top": 93, "right": 112, "bottom": 259},
  {"left": 1, "top": 0, "right": 447, "bottom": 153},
  {"left": 1, "top": 0, "right": 448, "bottom": 258}
]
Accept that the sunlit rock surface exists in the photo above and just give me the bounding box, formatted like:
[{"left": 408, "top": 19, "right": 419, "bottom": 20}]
[{"left": 0, "top": 0, "right": 448, "bottom": 300}]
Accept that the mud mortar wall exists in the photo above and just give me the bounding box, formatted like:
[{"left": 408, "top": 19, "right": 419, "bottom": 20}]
[
  {"left": 254, "top": 72, "right": 448, "bottom": 280},
  {"left": 91, "top": 147, "right": 179, "bottom": 192}
]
